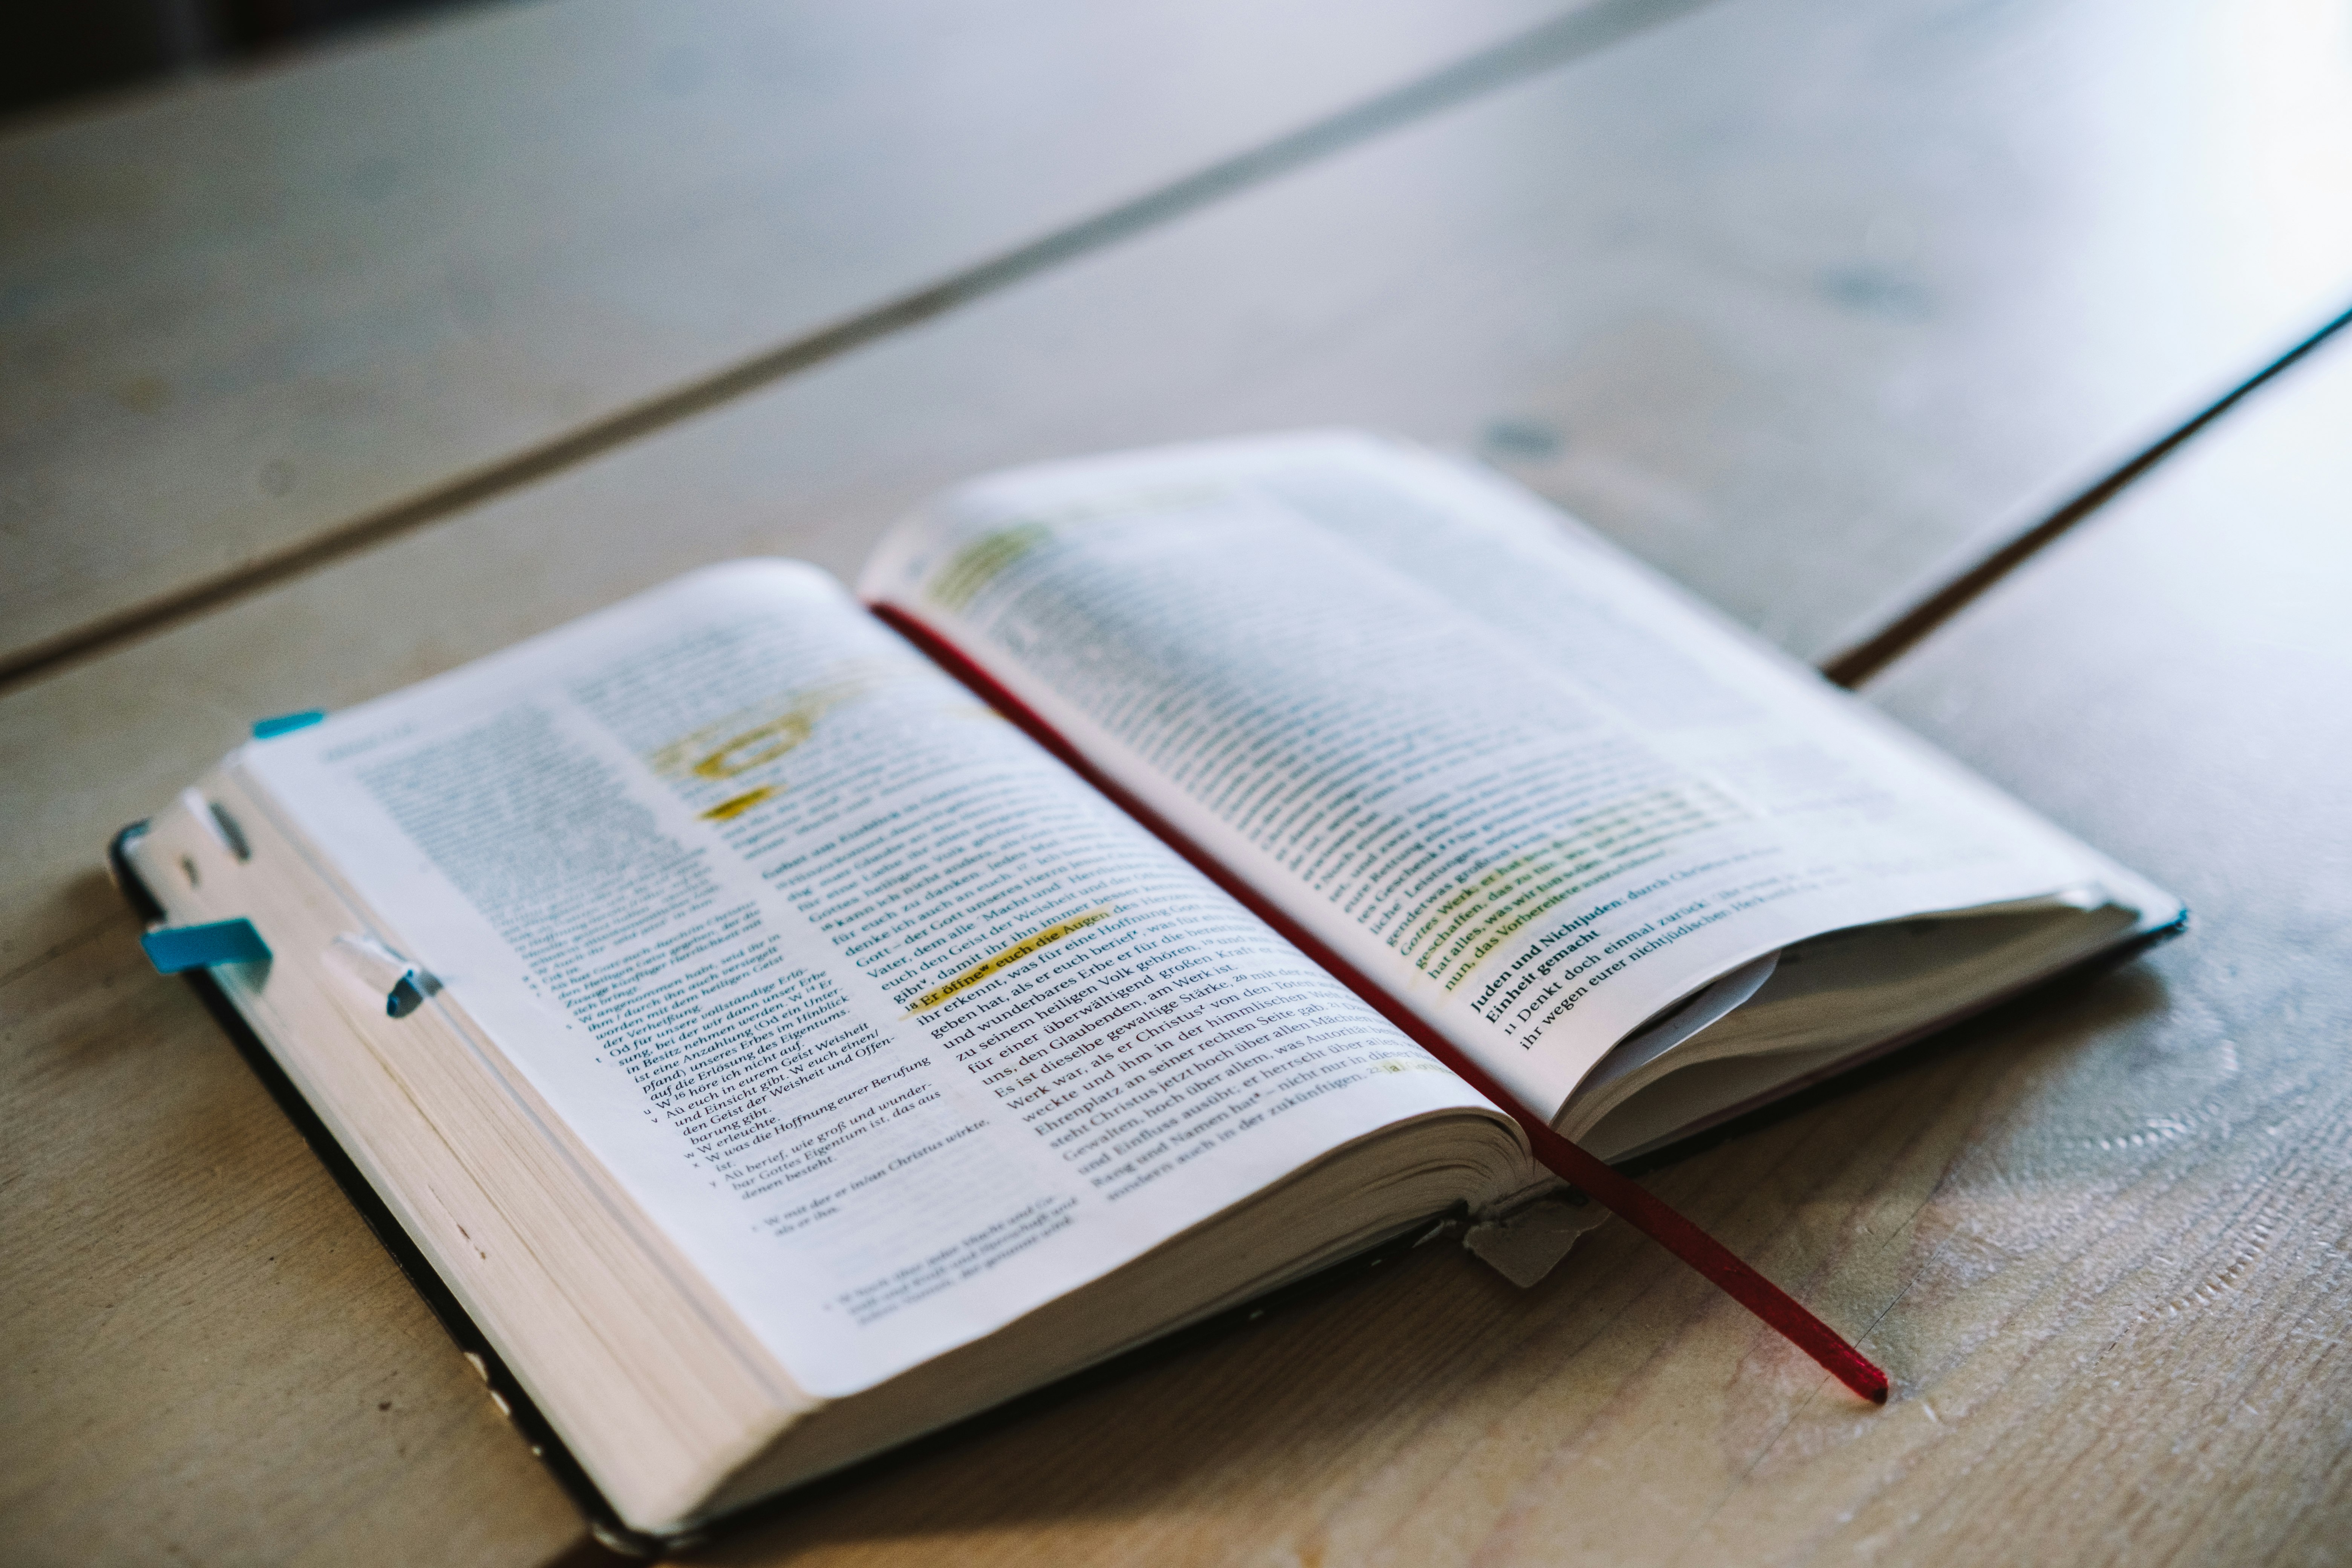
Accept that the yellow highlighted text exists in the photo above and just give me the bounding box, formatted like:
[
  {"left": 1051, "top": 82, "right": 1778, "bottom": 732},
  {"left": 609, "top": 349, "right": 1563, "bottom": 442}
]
[
  {"left": 701, "top": 785, "right": 778, "bottom": 822},
  {"left": 907, "top": 907, "right": 1112, "bottom": 1014}
]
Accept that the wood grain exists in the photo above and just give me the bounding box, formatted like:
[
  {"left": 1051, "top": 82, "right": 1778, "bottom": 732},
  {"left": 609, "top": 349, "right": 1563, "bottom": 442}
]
[
  {"left": 12, "top": 0, "right": 2349, "bottom": 689},
  {"left": 0, "top": 0, "right": 1576, "bottom": 675}
]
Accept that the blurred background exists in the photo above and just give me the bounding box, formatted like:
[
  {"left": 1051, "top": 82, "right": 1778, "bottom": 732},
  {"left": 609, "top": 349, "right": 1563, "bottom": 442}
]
[{"left": 1, "top": 0, "right": 481, "bottom": 120}]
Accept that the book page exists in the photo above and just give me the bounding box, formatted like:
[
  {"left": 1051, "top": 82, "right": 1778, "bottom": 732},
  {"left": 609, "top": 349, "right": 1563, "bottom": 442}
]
[
  {"left": 859, "top": 433, "right": 2117, "bottom": 1121},
  {"left": 236, "top": 562, "right": 1507, "bottom": 1397}
]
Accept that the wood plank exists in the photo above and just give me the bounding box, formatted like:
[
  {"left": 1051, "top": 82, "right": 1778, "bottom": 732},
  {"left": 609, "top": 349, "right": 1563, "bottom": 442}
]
[
  {"left": 712, "top": 0, "right": 2352, "bottom": 665},
  {"left": 11, "top": 0, "right": 2350, "bottom": 691},
  {"left": 0, "top": 0, "right": 1577, "bottom": 674}
]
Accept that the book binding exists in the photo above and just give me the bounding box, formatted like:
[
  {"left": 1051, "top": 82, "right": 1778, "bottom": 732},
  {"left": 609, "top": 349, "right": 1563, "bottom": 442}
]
[{"left": 870, "top": 605, "right": 1899, "bottom": 1400}]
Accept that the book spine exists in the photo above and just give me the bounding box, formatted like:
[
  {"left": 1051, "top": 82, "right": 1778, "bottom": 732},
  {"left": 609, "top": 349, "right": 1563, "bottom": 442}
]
[{"left": 869, "top": 605, "right": 1890, "bottom": 1404}]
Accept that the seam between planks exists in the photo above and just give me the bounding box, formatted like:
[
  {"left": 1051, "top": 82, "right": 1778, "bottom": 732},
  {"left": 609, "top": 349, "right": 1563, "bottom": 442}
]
[
  {"left": 1825, "top": 299, "right": 2352, "bottom": 690},
  {"left": 0, "top": 0, "right": 1720, "bottom": 699}
]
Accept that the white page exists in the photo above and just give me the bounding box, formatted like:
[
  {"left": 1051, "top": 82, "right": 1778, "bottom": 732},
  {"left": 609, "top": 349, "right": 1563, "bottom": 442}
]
[
  {"left": 859, "top": 433, "right": 2114, "bottom": 1121},
  {"left": 239, "top": 561, "right": 1504, "bottom": 1397}
]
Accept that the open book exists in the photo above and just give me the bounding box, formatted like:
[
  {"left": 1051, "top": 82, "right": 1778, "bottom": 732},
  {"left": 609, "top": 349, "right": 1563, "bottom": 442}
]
[{"left": 119, "top": 433, "right": 2180, "bottom": 1546}]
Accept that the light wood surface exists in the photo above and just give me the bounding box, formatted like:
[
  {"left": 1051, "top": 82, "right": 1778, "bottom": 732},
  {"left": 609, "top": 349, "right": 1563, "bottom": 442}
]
[
  {"left": 6, "top": 0, "right": 2350, "bottom": 1562},
  {"left": 0, "top": 0, "right": 1577, "bottom": 674},
  {"left": 9, "top": 0, "right": 2348, "bottom": 683}
]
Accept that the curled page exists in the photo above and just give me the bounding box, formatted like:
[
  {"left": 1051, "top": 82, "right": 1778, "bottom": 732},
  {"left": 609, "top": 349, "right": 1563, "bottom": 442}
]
[{"left": 859, "top": 431, "right": 2113, "bottom": 1125}]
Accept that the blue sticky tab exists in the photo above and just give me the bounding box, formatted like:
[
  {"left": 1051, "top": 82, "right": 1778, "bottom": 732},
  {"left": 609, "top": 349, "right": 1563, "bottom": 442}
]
[
  {"left": 142, "top": 919, "right": 272, "bottom": 974},
  {"left": 253, "top": 710, "right": 326, "bottom": 739},
  {"left": 386, "top": 972, "right": 427, "bottom": 1018}
]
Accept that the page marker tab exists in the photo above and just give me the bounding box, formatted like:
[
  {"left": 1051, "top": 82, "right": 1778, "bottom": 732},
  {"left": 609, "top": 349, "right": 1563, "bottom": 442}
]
[
  {"left": 329, "top": 932, "right": 438, "bottom": 1019},
  {"left": 208, "top": 802, "right": 252, "bottom": 861},
  {"left": 253, "top": 710, "right": 326, "bottom": 739},
  {"left": 142, "top": 919, "right": 271, "bottom": 974},
  {"left": 385, "top": 972, "right": 431, "bottom": 1018}
]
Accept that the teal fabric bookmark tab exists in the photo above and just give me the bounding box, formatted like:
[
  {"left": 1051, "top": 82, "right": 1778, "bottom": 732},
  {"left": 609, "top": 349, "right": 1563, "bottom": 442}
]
[
  {"left": 142, "top": 919, "right": 272, "bottom": 973},
  {"left": 253, "top": 710, "right": 326, "bottom": 739},
  {"left": 386, "top": 971, "right": 429, "bottom": 1018}
]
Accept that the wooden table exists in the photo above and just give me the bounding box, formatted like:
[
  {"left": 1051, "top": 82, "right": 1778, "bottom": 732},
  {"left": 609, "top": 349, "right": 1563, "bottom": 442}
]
[{"left": 5, "top": 0, "right": 2349, "bottom": 1562}]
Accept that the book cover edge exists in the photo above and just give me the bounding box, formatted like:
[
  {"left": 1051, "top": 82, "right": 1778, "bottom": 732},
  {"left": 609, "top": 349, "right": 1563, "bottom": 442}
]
[{"left": 107, "top": 819, "right": 1459, "bottom": 1554}]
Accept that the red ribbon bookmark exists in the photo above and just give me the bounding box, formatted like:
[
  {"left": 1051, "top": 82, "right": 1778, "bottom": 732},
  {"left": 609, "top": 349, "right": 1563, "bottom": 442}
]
[
  {"left": 875, "top": 604, "right": 1891, "bottom": 1406},
  {"left": 1384, "top": 1038, "right": 1890, "bottom": 1406}
]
